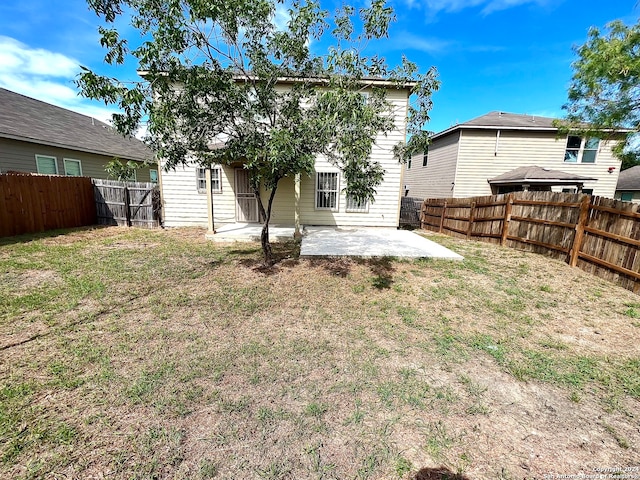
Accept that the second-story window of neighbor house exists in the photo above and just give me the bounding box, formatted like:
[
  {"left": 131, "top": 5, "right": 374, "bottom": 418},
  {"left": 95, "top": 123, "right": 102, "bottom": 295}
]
[
  {"left": 565, "top": 136, "right": 599, "bottom": 163},
  {"left": 422, "top": 148, "right": 428, "bottom": 167},
  {"left": 407, "top": 158, "right": 412, "bottom": 169}
]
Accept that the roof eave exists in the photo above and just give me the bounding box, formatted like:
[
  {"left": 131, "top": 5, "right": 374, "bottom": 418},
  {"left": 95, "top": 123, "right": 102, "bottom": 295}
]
[
  {"left": 488, "top": 178, "right": 598, "bottom": 185},
  {"left": 0, "top": 132, "right": 153, "bottom": 163}
]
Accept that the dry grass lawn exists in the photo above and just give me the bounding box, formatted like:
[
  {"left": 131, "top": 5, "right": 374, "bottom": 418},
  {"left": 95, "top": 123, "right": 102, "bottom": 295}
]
[{"left": 1, "top": 226, "right": 639, "bottom": 480}]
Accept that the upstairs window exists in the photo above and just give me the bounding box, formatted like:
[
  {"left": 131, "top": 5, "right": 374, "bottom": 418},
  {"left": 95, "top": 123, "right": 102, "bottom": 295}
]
[
  {"left": 149, "top": 169, "right": 158, "bottom": 183},
  {"left": 564, "top": 136, "right": 599, "bottom": 163},
  {"left": 63, "top": 158, "right": 82, "bottom": 176},
  {"left": 35, "top": 155, "right": 58, "bottom": 174},
  {"left": 422, "top": 148, "right": 429, "bottom": 167},
  {"left": 316, "top": 172, "right": 339, "bottom": 210}
]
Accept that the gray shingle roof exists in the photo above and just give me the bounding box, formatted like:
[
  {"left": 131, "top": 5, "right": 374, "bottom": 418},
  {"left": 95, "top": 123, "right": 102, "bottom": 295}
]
[
  {"left": 489, "top": 165, "right": 597, "bottom": 184},
  {"left": 616, "top": 165, "right": 640, "bottom": 191},
  {"left": 0, "top": 87, "right": 153, "bottom": 162},
  {"left": 432, "top": 111, "right": 559, "bottom": 140},
  {"left": 462, "top": 111, "right": 557, "bottom": 129}
]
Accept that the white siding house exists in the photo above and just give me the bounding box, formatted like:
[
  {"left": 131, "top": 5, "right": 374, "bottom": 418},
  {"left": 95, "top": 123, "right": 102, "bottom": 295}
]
[
  {"left": 403, "top": 111, "right": 623, "bottom": 200},
  {"left": 160, "top": 85, "right": 410, "bottom": 229}
]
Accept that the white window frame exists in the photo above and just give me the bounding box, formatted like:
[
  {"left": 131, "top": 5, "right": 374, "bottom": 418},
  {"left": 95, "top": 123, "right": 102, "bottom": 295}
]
[
  {"left": 315, "top": 171, "right": 339, "bottom": 211},
  {"left": 149, "top": 169, "right": 158, "bottom": 183},
  {"left": 35, "top": 155, "right": 58, "bottom": 174},
  {"left": 564, "top": 136, "right": 599, "bottom": 164},
  {"left": 211, "top": 166, "right": 222, "bottom": 194},
  {"left": 63, "top": 158, "right": 83, "bottom": 176},
  {"left": 196, "top": 166, "right": 222, "bottom": 194},
  {"left": 345, "top": 194, "right": 369, "bottom": 213}
]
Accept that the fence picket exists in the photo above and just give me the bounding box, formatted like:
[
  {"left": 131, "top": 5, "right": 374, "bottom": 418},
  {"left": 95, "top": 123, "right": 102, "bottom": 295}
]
[{"left": 419, "top": 191, "right": 640, "bottom": 294}]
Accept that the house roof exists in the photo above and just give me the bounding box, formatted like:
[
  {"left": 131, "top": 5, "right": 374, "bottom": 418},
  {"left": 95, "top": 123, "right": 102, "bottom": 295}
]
[
  {"left": 0, "top": 87, "right": 153, "bottom": 163},
  {"left": 616, "top": 165, "right": 640, "bottom": 191},
  {"left": 431, "top": 110, "right": 631, "bottom": 142},
  {"left": 488, "top": 165, "right": 597, "bottom": 185}
]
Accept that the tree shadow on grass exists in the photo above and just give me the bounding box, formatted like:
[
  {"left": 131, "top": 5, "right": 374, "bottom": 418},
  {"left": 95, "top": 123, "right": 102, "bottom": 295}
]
[
  {"left": 306, "top": 256, "right": 396, "bottom": 288},
  {"left": 237, "top": 240, "right": 301, "bottom": 275},
  {"left": 357, "top": 256, "right": 396, "bottom": 289},
  {"left": 415, "top": 466, "right": 471, "bottom": 480}
]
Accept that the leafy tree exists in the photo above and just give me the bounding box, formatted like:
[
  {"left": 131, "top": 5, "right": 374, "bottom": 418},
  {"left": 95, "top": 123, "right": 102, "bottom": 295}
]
[
  {"left": 105, "top": 158, "right": 139, "bottom": 181},
  {"left": 78, "top": 0, "right": 439, "bottom": 263},
  {"left": 561, "top": 19, "right": 640, "bottom": 168}
]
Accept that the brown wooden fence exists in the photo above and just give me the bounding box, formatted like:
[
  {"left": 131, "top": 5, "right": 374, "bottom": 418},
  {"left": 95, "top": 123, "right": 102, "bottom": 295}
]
[
  {"left": 0, "top": 173, "right": 96, "bottom": 237},
  {"left": 93, "top": 179, "right": 160, "bottom": 228},
  {"left": 421, "top": 191, "right": 640, "bottom": 293}
]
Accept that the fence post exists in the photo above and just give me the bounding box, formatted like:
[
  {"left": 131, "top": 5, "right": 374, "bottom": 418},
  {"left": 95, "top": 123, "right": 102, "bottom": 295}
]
[
  {"left": 467, "top": 201, "right": 476, "bottom": 239},
  {"left": 420, "top": 200, "right": 426, "bottom": 230},
  {"left": 501, "top": 193, "right": 513, "bottom": 246},
  {"left": 439, "top": 201, "right": 447, "bottom": 233},
  {"left": 124, "top": 185, "right": 131, "bottom": 227},
  {"left": 569, "top": 194, "right": 591, "bottom": 267}
]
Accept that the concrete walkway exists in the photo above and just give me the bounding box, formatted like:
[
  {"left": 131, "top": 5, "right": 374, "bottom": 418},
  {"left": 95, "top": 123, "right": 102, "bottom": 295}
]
[
  {"left": 206, "top": 224, "right": 463, "bottom": 260},
  {"left": 300, "top": 227, "right": 463, "bottom": 260},
  {"left": 206, "top": 223, "right": 297, "bottom": 242}
]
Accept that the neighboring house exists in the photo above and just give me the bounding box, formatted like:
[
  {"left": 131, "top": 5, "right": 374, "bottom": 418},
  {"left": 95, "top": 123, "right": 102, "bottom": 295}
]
[
  {"left": 615, "top": 165, "right": 640, "bottom": 203},
  {"left": 0, "top": 88, "right": 156, "bottom": 182},
  {"left": 403, "top": 111, "right": 623, "bottom": 200},
  {"left": 161, "top": 80, "right": 411, "bottom": 229}
]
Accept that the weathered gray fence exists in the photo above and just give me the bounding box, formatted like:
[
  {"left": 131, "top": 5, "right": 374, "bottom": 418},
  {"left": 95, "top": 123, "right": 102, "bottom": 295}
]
[{"left": 93, "top": 179, "right": 160, "bottom": 228}]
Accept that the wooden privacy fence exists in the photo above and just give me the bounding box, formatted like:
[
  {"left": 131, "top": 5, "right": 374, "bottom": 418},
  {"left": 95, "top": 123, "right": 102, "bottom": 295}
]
[
  {"left": 421, "top": 191, "right": 640, "bottom": 293},
  {"left": 0, "top": 173, "right": 96, "bottom": 237},
  {"left": 93, "top": 179, "right": 160, "bottom": 228}
]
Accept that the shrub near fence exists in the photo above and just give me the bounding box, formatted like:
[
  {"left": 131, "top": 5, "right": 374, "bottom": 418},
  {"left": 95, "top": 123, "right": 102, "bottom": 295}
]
[
  {"left": 421, "top": 191, "right": 640, "bottom": 294},
  {"left": 0, "top": 173, "right": 96, "bottom": 237}
]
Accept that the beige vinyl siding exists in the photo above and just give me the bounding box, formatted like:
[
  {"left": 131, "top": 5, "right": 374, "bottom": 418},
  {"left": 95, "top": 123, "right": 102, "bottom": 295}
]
[
  {"left": 453, "top": 130, "right": 621, "bottom": 198},
  {"left": 260, "top": 176, "right": 296, "bottom": 224},
  {"left": 298, "top": 89, "right": 407, "bottom": 227},
  {"left": 0, "top": 137, "right": 154, "bottom": 181},
  {"left": 161, "top": 162, "right": 236, "bottom": 227},
  {"left": 403, "top": 132, "right": 459, "bottom": 200}
]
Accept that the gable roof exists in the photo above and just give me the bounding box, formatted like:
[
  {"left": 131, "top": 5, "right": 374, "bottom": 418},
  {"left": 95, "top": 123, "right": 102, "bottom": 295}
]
[
  {"left": 0, "top": 88, "right": 153, "bottom": 163},
  {"left": 488, "top": 166, "right": 597, "bottom": 185},
  {"left": 432, "top": 110, "right": 632, "bottom": 142},
  {"left": 432, "top": 111, "right": 558, "bottom": 141},
  {"left": 616, "top": 165, "right": 640, "bottom": 191}
]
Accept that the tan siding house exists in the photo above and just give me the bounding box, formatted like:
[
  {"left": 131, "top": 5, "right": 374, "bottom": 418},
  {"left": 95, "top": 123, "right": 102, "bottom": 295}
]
[
  {"left": 0, "top": 88, "right": 156, "bottom": 180},
  {"left": 403, "top": 111, "right": 623, "bottom": 200},
  {"left": 615, "top": 165, "right": 640, "bottom": 203},
  {"left": 161, "top": 86, "right": 410, "bottom": 229}
]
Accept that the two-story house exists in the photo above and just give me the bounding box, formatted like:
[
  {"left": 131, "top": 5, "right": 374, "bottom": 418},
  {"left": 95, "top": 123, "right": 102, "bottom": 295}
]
[
  {"left": 160, "top": 78, "right": 413, "bottom": 230},
  {"left": 402, "top": 111, "right": 623, "bottom": 200}
]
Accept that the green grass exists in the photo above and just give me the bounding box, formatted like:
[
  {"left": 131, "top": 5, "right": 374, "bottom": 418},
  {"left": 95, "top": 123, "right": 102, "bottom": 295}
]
[{"left": 1, "top": 227, "right": 639, "bottom": 478}]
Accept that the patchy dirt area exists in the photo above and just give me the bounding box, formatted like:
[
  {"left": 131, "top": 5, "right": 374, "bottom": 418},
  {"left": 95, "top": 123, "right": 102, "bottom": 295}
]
[{"left": 0, "top": 227, "right": 638, "bottom": 479}]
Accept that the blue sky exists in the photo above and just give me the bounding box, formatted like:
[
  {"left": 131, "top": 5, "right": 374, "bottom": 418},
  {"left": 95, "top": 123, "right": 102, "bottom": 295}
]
[{"left": 0, "top": 0, "right": 637, "bottom": 134}]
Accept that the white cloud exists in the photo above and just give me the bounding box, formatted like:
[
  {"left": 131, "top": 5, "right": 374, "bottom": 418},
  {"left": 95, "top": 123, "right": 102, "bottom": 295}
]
[
  {"left": 0, "top": 35, "right": 119, "bottom": 126},
  {"left": 401, "top": 0, "right": 552, "bottom": 16},
  {"left": 273, "top": 3, "right": 291, "bottom": 32},
  {"left": 392, "top": 33, "right": 451, "bottom": 53}
]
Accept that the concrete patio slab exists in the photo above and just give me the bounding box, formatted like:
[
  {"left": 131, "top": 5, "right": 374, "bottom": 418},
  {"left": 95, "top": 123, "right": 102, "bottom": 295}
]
[
  {"left": 300, "top": 227, "right": 464, "bottom": 260},
  {"left": 206, "top": 223, "right": 297, "bottom": 242}
]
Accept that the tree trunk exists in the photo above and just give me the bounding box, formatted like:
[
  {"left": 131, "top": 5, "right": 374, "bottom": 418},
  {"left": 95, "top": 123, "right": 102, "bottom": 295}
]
[{"left": 253, "top": 181, "right": 279, "bottom": 265}]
